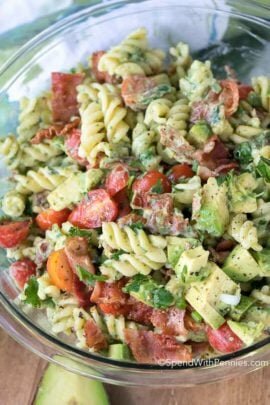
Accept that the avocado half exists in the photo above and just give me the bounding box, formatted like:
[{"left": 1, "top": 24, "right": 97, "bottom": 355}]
[{"left": 34, "top": 362, "right": 109, "bottom": 405}]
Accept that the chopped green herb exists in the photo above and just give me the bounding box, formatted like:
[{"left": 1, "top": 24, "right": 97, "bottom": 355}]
[
  {"left": 110, "top": 250, "right": 126, "bottom": 261},
  {"left": 233, "top": 142, "right": 252, "bottom": 164},
  {"left": 23, "top": 277, "right": 54, "bottom": 308},
  {"left": 191, "top": 310, "right": 203, "bottom": 323},
  {"left": 129, "top": 222, "right": 145, "bottom": 231},
  {"left": 151, "top": 178, "right": 163, "bottom": 194},
  {"left": 76, "top": 266, "right": 107, "bottom": 285},
  {"left": 256, "top": 157, "right": 270, "bottom": 182}
]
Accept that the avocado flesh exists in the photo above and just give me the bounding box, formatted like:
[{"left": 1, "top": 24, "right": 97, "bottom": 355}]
[
  {"left": 188, "top": 122, "right": 212, "bottom": 148},
  {"left": 185, "top": 262, "right": 240, "bottom": 329},
  {"left": 108, "top": 344, "right": 131, "bottom": 360},
  {"left": 244, "top": 306, "right": 270, "bottom": 328},
  {"left": 166, "top": 236, "right": 200, "bottom": 269},
  {"left": 223, "top": 245, "right": 261, "bottom": 282},
  {"left": 175, "top": 246, "right": 209, "bottom": 282},
  {"left": 252, "top": 248, "right": 270, "bottom": 276},
  {"left": 229, "top": 295, "right": 256, "bottom": 321},
  {"left": 228, "top": 173, "right": 257, "bottom": 214},
  {"left": 227, "top": 320, "right": 265, "bottom": 346},
  {"left": 34, "top": 362, "right": 109, "bottom": 405},
  {"left": 194, "top": 178, "right": 229, "bottom": 237}
]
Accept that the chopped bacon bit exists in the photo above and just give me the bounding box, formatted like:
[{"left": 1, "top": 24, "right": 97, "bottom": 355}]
[
  {"left": 125, "top": 329, "right": 192, "bottom": 364},
  {"left": 84, "top": 318, "right": 108, "bottom": 350},
  {"left": 127, "top": 297, "right": 153, "bottom": 325},
  {"left": 51, "top": 72, "right": 84, "bottom": 123},
  {"left": 191, "top": 342, "right": 211, "bottom": 358},
  {"left": 194, "top": 136, "right": 238, "bottom": 180},
  {"left": 92, "top": 51, "right": 117, "bottom": 84},
  {"left": 65, "top": 128, "right": 88, "bottom": 166},
  {"left": 184, "top": 314, "right": 206, "bottom": 334},
  {"left": 65, "top": 237, "right": 95, "bottom": 275},
  {"left": 150, "top": 308, "right": 188, "bottom": 337},
  {"left": 117, "top": 213, "right": 146, "bottom": 228},
  {"left": 210, "top": 239, "right": 236, "bottom": 265},
  {"left": 72, "top": 275, "right": 92, "bottom": 308},
  {"left": 91, "top": 280, "right": 129, "bottom": 315},
  {"left": 216, "top": 239, "right": 236, "bottom": 252},
  {"left": 31, "top": 117, "right": 81, "bottom": 144},
  {"left": 144, "top": 193, "right": 188, "bottom": 235},
  {"left": 160, "top": 126, "right": 194, "bottom": 162}
]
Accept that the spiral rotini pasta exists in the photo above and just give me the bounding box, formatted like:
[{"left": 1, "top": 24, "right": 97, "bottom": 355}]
[
  {"left": 169, "top": 42, "right": 192, "bottom": 86},
  {"left": 14, "top": 166, "right": 75, "bottom": 194},
  {"left": 101, "top": 222, "right": 167, "bottom": 258},
  {"left": 228, "top": 214, "right": 262, "bottom": 251},
  {"left": 97, "top": 85, "right": 130, "bottom": 144},
  {"left": 1, "top": 190, "right": 26, "bottom": 217},
  {"left": 17, "top": 95, "right": 52, "bottom": 143},
  {"left": 0, "top": 135, "right": 22, "bottom": 169},
  {"left": 252, "top": 76, "right": 270, "bottom": 112},
  {"left": 98, "top": 28, "right": 165, "bottom": 78},
  {"left": 100, "top": 252, "right": 165, "bottom": 279},
  {"left": 37, "top": 272, "right": 61, "bottom": 301},
  {"left": 251, "top": 285, "right": 270, "bottom": 305}
]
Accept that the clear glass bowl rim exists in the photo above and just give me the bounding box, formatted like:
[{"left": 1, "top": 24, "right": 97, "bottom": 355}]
[{"left": 0, "top": 0, "right": 270, "bottom": 375}]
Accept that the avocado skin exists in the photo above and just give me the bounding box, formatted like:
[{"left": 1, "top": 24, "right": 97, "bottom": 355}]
[
  {"left": 34, "top": 362, "right": 109, "bottom": 405},
  {"left": 223, "top": 245, "right": 261, "bottom": 282}
]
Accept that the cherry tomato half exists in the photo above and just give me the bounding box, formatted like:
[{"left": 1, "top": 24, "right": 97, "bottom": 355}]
[
  {"left": 132, "top": 170, "right": 171, "bottom": 194},
  {"left": 36, "top": 208, "right": 71, "bottom": 231},
  {"left": 0, "top": 220, "right": 31, "bottom": 248},
  {"left": 168, "top": 164, "right": 194, "bottom": 183},
  {"left": 9, "top": 259, "right": 37, "bottom": 290},
  {"left": 69, "top": 189, "right": 118, "bottom": 229}
]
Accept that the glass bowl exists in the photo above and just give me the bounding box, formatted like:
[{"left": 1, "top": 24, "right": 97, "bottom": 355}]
[{"left": 1, "top": 0, "right": 270, "bottom": 387}]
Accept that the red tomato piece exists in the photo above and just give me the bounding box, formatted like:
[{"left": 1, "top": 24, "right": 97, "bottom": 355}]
[
  {"left": 132, "top": 170, "right": 171, "bottom": 195},
  {"left": 113, "top": 188, "right": 131, "bottom": 218},
  {"left": 207, "top": 323, "right": 243, "bottom": 353},
  {"left": 92, "top": 51, "right": 115, "bottom": 84},
  {"left": 51, "top": 72, "right": 84, "bottom": 123},
  {"left": 65, "top": 129, "right": 88, "bottom": 166},
  {"left": 105, "top": 164, "right": 129, "bottom": 197},
  {"left": 69, "top": 189, "right": 118, "bottom": 229},
  {"left": 36, "top": 208, "right": 71, "bottom": 231},
  {"left": 9, "top": 259, "right": 36, "bottom": 290},
  {"left": 238, "top": 84, "right": 253, "bottom": 100},
  {"left": 168, "top": 164, "right": 194, "bottom": 183},
  {"left": 0, "top": 220, "right": 31, "bottom": 248},
  {"left": 219, "top": 80, "right": 239, "bottom": 117}
]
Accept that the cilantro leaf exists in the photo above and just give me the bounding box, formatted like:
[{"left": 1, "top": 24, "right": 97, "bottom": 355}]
[
  {"left": 68, "top": 227, "right": 97, "bottom": 244},
  {"left": 233, "top": 142, "right": 252, "bottom": 164},
  {"left": 23, "top": 277, "right": 54, "bottom": 308},
  {"left": 152, "top": 288, "right": 174, "bottom": 309},
  {"left": 129, "top": 222, "right": 144, "bottom": 231},
  {"left": 151, "top": 179, "right": 163, "bottom": 194},
  {"left": 76, "top": 266, "right": 107, "bottom": 285},
  {"left": 257, "top": 157, "right": 270, "bottom": 182}
]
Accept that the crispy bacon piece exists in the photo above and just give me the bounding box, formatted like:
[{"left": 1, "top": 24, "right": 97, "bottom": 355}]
[
  {"left": 91, "top": 279, "right": 129, "bottom": 315},
  {"left": 84, "top": 318, "right": 108, "bottom": 350},
  {"left": 191, "top": 342, "right": 211, "bottom": 358},
  {"left": 144, "top": 193, "right": 188, "bottom": 235},
  {"left": 194, "top": 136, "right": 238, "bottom": 180},
  {"left": 65, "top": 237, "right": 95, "bottom": 275},
  {"left": 65, "top": 128, "right": 88, "bottom": 166},
  {"left": 184, "top": 314, "right": 207, "bottom": 334},
  {"left": 31, "top": 117, "right": 80, "bottom": 144},
  {"left": 72, "top": 275, "right": 92, "bottom": 308},
  {"left": 125, "top": 329, "right": 192, "bottom": 364},
  {"left": 92, "top": 51, "right": 116, "bottom": 84},
  {"left": 150, "top": 308, "right": 188, "bottom": 337},
  {"left": 210, "top": 239, "right": 237, "bottom": 265},
  {"left": 51, "top": 72, "right": 84, "bottom": 123},
  {"left": 117, "top": 213, "right": 146, "bottom": 228},
  {"left": 127, "top": 297, "right": 153, "bottom": 325},
  {"left": 160, "top": 126, "right": 194, "bottom": 162}
]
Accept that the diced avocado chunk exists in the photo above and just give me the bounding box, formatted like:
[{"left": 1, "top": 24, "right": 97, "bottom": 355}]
[
  {"left": 193, "top": 177, "right": 229, "bottom": 237},
  {"left": 223, "top": 245, "right": 261, "bottom": 282},
  {"left": 108, "top": 343, "right": 131, "bottom": 360},
  {"left": 244, "top": 305, "right": 270, "bottom": 328},
  {"left": 227, "top": 320, "right": 264, "bottom": 346},
  {"left": 124, "top": 275, "right": 174, "bottom": 309},
  {"left": 34, "top": 362, "right": 109, "bottom": 405},
  {"left": 227, "top": 172, "right": 257, "bottom": 214},
  {"left": 166, "top": 236, "right": 200, "bottom": 268},
  {"left": 185, "top": 262, "right": 240, "bottom": 329},
  {"left": 48, "top": 169, "right": 103, "bottom": 211},
  {"left": 175, "top": 246, "right": 209, "bottom": 283},
  {"left": 229, "top": 295, "right": 257, "bottom": 321},
  {"left": 252, "top": 248, "right": 270, "bottom": 276},
  {"left": 188, "top": 121, "right": 212, "bottom": 148}
]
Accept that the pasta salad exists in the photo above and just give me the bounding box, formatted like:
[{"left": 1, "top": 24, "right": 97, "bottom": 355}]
[{"left": 1, "top": 27, "right": 270, "bottom": 364}]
